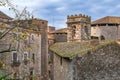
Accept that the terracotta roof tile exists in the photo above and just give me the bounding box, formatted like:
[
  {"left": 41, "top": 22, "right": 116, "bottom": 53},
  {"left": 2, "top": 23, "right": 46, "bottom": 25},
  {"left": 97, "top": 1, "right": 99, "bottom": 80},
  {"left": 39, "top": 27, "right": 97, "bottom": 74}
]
[
  {"left": 92, "top": 16, "right": 120, "bottom": 25},
  {"left": 50, "top": 28, "right": 67, "bottom": 34}
]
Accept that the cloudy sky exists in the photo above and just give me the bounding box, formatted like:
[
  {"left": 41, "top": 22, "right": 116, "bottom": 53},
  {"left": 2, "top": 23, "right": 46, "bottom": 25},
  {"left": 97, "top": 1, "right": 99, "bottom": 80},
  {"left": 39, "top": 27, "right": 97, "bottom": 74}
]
[{"left": 0, "top": 0, "right": 120, "bottom": 29}]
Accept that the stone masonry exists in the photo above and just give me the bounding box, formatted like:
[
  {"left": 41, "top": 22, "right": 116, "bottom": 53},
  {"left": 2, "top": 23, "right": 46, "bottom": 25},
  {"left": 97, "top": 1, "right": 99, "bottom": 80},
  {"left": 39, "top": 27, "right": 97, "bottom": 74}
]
[{"left": 67, "top": 14, "right": 91, "bottom": 42}]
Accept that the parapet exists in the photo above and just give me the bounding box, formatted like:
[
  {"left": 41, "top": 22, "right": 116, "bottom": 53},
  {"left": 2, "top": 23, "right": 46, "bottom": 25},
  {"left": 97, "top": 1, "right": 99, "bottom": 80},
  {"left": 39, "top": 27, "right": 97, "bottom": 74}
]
[{"left": 67, "top": 14, "right": 91, "bottom": 19}]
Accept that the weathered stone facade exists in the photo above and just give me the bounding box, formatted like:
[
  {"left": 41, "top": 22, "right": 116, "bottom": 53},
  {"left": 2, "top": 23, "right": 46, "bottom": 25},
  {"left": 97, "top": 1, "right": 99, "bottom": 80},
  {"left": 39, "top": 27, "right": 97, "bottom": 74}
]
[
  {"left": 67, "top": 14, "right": 91, "bottom": 42},
  {"left": 91, "top": 25, "right": 120, "bottom": 40},
  {"left": 52, "top": 54, "right": 69, "bottom": 80},
  {"left": 0, "top": 11, "right": 48, "bottom": 80},
  {"left": 91, "top": 16, "right": 120, "bottom": 40},
  {"left": 54, "top": 33, "right": 67, "bottom": 42},
  {"left": 72, "top": 42, "right": 120, "bottom": 80},
  {"left": 48, "top": 14, "right": 120, "bottom": 80},
  {"left": 50, "top": 41, "right": 120, "bottom": 80},
  {"left": 48, "top": 28, "right": 67, "bottom": 43}
]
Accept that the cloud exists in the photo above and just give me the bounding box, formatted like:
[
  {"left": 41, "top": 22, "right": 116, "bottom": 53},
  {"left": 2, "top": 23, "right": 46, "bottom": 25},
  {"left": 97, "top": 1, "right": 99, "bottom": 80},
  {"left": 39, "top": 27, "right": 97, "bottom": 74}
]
[
  {"left": 1, "top": 0, "right": 120, "bottom": 29},
  {"left": 89, "top": 5, "right": 103, "bottom": 13},
  {"left": 56, "top": 6, "right": 66, "bottom": 12}
]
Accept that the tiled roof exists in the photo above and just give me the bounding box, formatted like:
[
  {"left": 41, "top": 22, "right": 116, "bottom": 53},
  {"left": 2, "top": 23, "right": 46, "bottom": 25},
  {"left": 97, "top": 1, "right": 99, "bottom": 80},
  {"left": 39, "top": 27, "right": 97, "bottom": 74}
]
[
  {"left": 0, "top": 11, "right": 12, "bottom": 19},
  {"left": 92, "top": 16, "right": 120, "bottom": 25},
  {"left": 50, "top": 40, "right": 116, "bottom": 59},
  {"left": 50, "top": 28, "right": 67, "bottom": 34}
]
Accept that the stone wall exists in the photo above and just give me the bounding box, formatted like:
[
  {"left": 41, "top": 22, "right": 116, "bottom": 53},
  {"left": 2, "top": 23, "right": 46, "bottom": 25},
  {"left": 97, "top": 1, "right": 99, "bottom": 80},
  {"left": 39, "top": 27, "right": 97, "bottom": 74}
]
[
  {"left": 0, "top": 18, "right": 48, "bottom": 80},
  {"left": 53, "top": 54, "right": 69, "bottom": 80},
  {"left": 91, "top": 25, "right": 120, "bottom": 40},
  {"left": 67, "top": 14, "right": 91, "bottom": 42},
  {"left": 72, "top": 42, "right": 120, "bottom": 80},
  {"left": 52, "top": 42, "right": 120, "bottom": 80},
  {"left": 54, "top": 33, "right": 67, "bottom": 42},
  {"left": 0, "top": 30, "right": 42, "bottom": 79}
]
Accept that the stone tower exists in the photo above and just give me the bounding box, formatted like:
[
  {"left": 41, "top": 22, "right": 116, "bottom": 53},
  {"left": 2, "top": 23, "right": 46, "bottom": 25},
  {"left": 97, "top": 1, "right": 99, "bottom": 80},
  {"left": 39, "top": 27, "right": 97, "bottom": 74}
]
[{"left": 67, "top": 14, "right": 91, "bottom": 42}]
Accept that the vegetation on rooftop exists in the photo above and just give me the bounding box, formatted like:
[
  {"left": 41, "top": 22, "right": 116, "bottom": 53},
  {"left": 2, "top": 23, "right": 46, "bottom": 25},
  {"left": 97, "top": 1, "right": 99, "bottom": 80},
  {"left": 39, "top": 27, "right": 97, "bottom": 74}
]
[{"left": 50, "top": 40, "right": 116, "bottom": 59}]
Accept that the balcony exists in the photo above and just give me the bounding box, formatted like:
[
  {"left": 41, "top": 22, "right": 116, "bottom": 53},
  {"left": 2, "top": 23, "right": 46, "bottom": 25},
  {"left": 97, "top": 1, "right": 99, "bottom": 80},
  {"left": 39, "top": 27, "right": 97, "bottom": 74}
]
[{"left": 11, "top": 60, "right": 21, "bottom": 67}]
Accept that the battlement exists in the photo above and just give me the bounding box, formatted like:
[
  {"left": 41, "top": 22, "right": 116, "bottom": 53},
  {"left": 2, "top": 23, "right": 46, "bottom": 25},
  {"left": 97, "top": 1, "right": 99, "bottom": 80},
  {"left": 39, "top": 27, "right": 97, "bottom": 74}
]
[{"left": 67, "top": 14, "right": 91, "bottom": 19}]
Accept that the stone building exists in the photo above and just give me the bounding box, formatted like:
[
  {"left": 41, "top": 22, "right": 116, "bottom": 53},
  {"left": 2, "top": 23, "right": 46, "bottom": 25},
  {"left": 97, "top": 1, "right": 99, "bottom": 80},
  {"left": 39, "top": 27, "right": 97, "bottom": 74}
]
[
  {"left": 48, "top": 26, "right": 56, "bottom": 46},
  {"left": 47, "top": 26, "right": 68, "bottom": 80},
  {"left": 0, "top": 11, "right": 48, "bottom": 80},
  {"left": 67, "top": 14, "right": 91, "bottom": 42},
  {"left": 48, "top": 28, "right": 67, "bottom": 43},
  {"left": 49, "top": 14, "right": 120, "bottom": 80},
  {"left": 0, "top": 11, "right": 12, "bottom": 21},
  {"left": 91, "top": 16, "right": 120, "bottom": 40},
  {"left": 50, "top": 40, "right": 120, "bottom": 80}
]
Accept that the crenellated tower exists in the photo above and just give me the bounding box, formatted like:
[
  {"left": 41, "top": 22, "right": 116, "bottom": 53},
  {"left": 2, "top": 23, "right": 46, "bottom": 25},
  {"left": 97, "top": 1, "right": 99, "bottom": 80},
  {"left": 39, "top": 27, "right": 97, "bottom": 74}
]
[{"left": 66, "top": 14, "right": 91, "bottom": 42}]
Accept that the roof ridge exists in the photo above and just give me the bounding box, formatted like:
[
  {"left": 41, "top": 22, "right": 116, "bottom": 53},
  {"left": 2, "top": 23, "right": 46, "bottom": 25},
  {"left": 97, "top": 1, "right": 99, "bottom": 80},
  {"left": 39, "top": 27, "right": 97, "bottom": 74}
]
[
  {"left": 92, "top": 16, "right": 120, "bottom": 25},
  {"left": 0, "top": 11, "right": 12, "bottom": 19}
]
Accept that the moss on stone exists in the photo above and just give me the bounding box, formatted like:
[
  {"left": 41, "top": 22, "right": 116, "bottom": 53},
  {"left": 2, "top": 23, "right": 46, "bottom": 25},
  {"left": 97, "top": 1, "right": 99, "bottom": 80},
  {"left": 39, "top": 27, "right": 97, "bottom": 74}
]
[{"left": 50, "top": 40, "right": 116, "bottom": 59}]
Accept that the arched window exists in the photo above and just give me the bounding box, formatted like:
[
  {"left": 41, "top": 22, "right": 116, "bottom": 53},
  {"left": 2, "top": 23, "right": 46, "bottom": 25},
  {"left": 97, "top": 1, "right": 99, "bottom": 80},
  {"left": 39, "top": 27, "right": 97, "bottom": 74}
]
[
  {"left": 84, "top": 26, "right": 89, "bottom": 35},
  {"left": 72, "top": 25, "right": 76, "bottom": 38}
]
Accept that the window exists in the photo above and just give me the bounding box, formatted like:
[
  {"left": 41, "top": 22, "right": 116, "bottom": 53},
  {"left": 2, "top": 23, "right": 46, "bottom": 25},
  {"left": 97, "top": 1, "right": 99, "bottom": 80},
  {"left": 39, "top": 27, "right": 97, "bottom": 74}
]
[
  {"left": 24, "top": 52, "right": 28, "bottom": 60},
  {"left": 30, "top": 70, "right": 34, "bottom": 80},
  {"left": 108, "top": 24, "right": 118, "bottom": 26},
  {"left": 98, "top": 24, "right": 106, "bottom": 26},
  {"left": 60, "top": 57, "right": 62, "bottom": 66},
  {"left": 42, "top": 22, "right": 44, "bottom": 24},
  {"left": 100, "top": 35, "right": 105, "bottom": 40},
  {"left": 23, "top": 52, "right": 28, "bottom": 65},
  {"left": 84, "top": 26, "right": 88, "bottom": 35},
  {"left": 72, "top": 26, "right": 76, "bottom": 39},
  {"left": 13, "top": 52, "right": 18, "bottom": 62},
  {"left": 31, "top": 34, "right": 34, "bottom": 40},
  {"left": 91, "top": 24, "right": 96, "bottom": 26},
  {"left": 32, "top": 54, "right": 35, "bottom": 63}
]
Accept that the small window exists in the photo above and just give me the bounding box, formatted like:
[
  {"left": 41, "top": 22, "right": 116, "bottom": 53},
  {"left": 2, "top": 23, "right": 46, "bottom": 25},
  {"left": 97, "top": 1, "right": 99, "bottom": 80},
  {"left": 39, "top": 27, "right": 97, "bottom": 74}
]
[
  {"left": 23, "top": 52, "right": 28, "bottom": 65},
  {"left": 98, "top": 24, "right": 106, "bottom": 26},
  {"left": 30, "top": 70, "right": 34, "bottom": 80},
  {"left": 24, "top": 52, "right": 28, "bottom": 60},
  {"left": 72, "top": 26, "right": 76, "bottom": 38},
  {"left": 60, "top": 57, "right": 62, "bottom": 65},
  {"left": 13, "top": 52, "right": 18, "bottom": 62},
  {"left": 32, "top": 54, "right": 35, "bottom": 63},
  {"left": 42, "top": 22, "right": 44, "bottom": 24},
  {"left": 91, "top": 24, "right": 96, "bottom": 26},
  {"left": 100, "top": 35, "right": 105, "bottom": 40},
  {"left": 31, "top": 34, "right": 34, "bottom": 40},
  {"left": 108, "top": 24, "right": 117, "bottom": 26}
]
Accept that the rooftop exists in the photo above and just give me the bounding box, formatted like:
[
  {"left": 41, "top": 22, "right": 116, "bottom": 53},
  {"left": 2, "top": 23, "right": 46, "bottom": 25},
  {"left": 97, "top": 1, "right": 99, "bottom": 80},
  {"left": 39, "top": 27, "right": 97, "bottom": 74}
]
[
  {"left": 0, "top": 11, "right": 12, "bottom": 20},
  {"left": 92, "top": 16, "right": 120, "bottom": 25},
  {"left": 50, "top": 28, "right": 67, "bottom": 34},
  {"left": 50, "top": 40, "right": 117, "bottom": 59}
]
